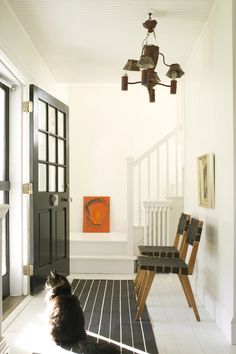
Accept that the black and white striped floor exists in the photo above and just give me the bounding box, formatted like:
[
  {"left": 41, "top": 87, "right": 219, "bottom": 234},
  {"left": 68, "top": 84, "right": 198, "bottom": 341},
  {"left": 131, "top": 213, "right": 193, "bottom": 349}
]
[{"left": 71, "top": 279, "right": 158, "bottom": 354}]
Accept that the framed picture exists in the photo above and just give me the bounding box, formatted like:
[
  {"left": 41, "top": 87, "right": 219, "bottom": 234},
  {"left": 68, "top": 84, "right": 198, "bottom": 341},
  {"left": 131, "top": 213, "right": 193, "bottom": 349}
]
[
  {"left": 197, "top": 153, "right": 215, "bottom": 208},
  {"left": 83, "top": 196, "right": 110, "bottom": 232}
]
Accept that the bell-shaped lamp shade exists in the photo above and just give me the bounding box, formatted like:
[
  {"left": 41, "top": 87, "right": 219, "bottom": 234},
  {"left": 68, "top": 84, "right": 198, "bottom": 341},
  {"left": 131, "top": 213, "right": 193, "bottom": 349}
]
[
  {"left": 138, "top": 55, "right": 155, "bottom": 69},
  {"left": 143, "top": 45, "right": 159, "bottom": 67},
  {"left": 123, "top": 59, "right": 140, "bottom": 71},
  {"left": 153, "top": 71, "right": 161, "bottom": 84},
  {"left": 166, "top": 63, "right": 185, "bottom": 79}
]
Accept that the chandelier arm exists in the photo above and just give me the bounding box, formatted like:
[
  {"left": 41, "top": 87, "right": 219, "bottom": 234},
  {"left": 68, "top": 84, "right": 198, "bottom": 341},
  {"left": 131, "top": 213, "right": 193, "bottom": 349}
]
[
  {"left": 159, "top": 52, "right": 171, "bottom": 67},
  {"left": 128, "top": 81, "right": 142, "bottom": 85},
  {"left": 156, "top": 82, "right": 171, "bottom": 88}
]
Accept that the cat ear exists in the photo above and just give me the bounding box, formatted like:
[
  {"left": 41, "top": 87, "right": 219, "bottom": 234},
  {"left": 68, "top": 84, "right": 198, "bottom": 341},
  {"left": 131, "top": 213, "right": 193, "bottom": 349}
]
[{"left": 50, "top": 269, "right": 57, "bottom": 277}]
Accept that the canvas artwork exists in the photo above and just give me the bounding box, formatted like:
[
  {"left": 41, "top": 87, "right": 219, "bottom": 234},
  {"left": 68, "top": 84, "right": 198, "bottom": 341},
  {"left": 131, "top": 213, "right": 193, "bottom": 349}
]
[
  {"left": 197, "top": 153, "right": 215, "bottom": 208},
  {"left": 83, "top": 196, "right": 110, "bottom": 232}
]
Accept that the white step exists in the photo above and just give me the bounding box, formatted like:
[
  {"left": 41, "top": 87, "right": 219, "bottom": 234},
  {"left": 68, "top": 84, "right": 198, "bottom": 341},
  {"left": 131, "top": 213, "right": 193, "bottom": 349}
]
[
  {"left": 70, "top": 232, "right": 127, "bottom": 256},
  {"left": 70, "top": 255, "right": 135, "bottom": 274},
  {"left": 70, "top": 232, "right": 135, "bottom": 274}
]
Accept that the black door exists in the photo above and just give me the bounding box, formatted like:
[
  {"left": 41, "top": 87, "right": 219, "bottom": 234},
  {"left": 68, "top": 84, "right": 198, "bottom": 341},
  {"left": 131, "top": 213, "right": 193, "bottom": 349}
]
[{"left": 29, "top": 85, "right": 70, "bottom": 294}]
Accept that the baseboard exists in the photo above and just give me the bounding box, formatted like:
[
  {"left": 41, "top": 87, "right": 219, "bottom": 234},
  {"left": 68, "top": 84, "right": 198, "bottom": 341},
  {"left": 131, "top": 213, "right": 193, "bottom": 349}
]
[
  {"left": 0, "top": 337, "right": 9, "bottom": 354},
  {"left": 231, "top": 317, "right": 236, "bottom": 344}
]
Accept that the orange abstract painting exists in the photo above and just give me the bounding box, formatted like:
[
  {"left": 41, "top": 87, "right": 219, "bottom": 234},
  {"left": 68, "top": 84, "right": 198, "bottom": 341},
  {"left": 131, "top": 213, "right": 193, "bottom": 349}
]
[{"left": 83, "top": 196, "right": 110, "bottom": 232}]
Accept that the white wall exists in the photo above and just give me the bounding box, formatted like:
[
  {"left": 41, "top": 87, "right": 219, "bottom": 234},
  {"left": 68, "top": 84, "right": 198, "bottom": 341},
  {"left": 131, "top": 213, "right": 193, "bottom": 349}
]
[
  {"left": 68, "top": 84, "right": 178, "bottom": 233},
  {"left": 0, "top": 0, "right": 68, "bottom": 101},
  {"left": 183, "top": 0, "right": 234, "bottom": 341}
]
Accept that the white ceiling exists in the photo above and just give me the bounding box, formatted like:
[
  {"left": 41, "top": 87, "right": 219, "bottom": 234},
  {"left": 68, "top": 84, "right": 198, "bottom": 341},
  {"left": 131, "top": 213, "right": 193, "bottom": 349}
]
[{"left": 7, "top": 0, "right": 216, "bottom": 84}]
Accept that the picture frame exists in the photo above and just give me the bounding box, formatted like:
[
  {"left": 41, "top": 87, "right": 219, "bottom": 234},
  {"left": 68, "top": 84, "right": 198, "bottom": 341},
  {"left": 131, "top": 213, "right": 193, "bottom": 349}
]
[
  {"left": 197, "top": 153, "right": 215, "bottom": 208},
  {"left": 83, "top": 196, "right": 110, "bottom": 232}
]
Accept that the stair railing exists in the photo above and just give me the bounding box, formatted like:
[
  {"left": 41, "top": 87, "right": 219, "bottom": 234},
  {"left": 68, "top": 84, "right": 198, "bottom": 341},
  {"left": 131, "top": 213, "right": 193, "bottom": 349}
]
[{"left": 127, "top": 124, "right": 183, "bottom": 255}]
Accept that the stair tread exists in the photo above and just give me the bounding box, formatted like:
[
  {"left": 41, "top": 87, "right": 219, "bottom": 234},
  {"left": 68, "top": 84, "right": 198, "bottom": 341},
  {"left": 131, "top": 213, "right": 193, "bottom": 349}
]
[
  {"left": 70, "top": 255, "right": 136, "bottom": 260},
  {"left": 70, "top": 232, "right": 127, "bottom": 242}
]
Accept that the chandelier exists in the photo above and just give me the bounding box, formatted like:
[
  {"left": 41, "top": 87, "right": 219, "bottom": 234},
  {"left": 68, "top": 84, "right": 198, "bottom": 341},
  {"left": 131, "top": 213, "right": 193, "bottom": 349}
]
[{"left": 121, "top": 13, "right": 185, "bottom": 102}]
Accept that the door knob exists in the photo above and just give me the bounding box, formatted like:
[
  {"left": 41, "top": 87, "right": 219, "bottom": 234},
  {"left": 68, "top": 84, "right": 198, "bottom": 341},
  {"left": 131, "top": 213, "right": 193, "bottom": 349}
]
[{"left": 61, "top": 197, "right": 72, "bottom": 202}]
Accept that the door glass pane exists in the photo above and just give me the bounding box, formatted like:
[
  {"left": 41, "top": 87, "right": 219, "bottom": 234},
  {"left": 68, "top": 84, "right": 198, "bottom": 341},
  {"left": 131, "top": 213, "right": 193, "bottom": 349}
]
[
  {"left": 58, "top": 167, "right": 65, "bottom": 192},
  {"left": 38, "top": 163, "right": 47, "bottom": 191},
  {"left": 49, "top": 136, "right": 56, "bottom": 163},
  {"left": 0, "top": 88, "right": 6, "bottom": 180},
  {"left": 48, "top": 106, "right": 56, "bottom": 134},
  {"left": 38, "top": 132, "right": 47, "bottom": 161},
  {"left": 39, "top": 100, "right": 47, "bottom": 130},
  {"left": 58, "top": 139, "right": 65, "bottom": 165},
  {"left": 58, "top": 111, "right": 65, "bottom": 137},
  {"left": 49, "top": 165, "right": 56, "bottom": 192}
]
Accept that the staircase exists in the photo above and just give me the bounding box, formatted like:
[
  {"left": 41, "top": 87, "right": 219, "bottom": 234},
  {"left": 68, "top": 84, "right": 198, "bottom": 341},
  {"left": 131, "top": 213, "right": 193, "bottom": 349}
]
[
  {"left": 70, "top": 124, "right": 183, "bottom": 275},
  {"left": 70, "top": 232, "right": 135, "bottom": 274}
]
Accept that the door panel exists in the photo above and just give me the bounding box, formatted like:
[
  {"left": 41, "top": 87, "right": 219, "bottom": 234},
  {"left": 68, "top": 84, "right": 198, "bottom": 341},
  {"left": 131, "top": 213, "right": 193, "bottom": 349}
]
[
  {"left": 55, "top": 208, "right": 66, "bottom": 260},
  {"left": 30, "top": 85, "right": 70, "bottom": 294}
]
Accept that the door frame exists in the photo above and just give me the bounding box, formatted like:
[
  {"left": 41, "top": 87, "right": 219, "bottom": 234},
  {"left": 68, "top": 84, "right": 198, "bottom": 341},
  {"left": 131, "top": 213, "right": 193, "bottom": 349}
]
[
  {"left": 0, "top": 52, "right": 31, "bottom": 297},
  {"left": 0, "top": 81, "right": 10, "bottom": 299}
]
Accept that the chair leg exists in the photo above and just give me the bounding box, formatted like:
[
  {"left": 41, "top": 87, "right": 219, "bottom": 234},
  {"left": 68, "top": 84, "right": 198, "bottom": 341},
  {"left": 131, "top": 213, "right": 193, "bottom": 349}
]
[
  {"left": 136, "top": 270, "right": 146, "bottom": 300},
  {"left": 134, "top": 269, "right": 143, "bottom": 290},
  {"left": 135, "top": 271, "right": 155, "bottom": 320},
  {"left": 181, "top": 274, "right": 200, "bottom": 321},
  {"left": 178, "top": 274, "right": 192, "bottom": 307},
  {"left": 134, "top": 269, "right": 144, "bottom": 294}
]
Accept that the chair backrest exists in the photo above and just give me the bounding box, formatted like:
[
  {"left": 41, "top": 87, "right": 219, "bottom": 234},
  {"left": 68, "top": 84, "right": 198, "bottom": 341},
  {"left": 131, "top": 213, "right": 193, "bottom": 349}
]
[
  {"left": 186, "top": 218, "right": 203, "bottom": 245},
  {"left": 173, "top": 213, "right": 191, "bottom": 249},
  {"left": 185, "top": 218, "right": 204, "bottom": 274}
]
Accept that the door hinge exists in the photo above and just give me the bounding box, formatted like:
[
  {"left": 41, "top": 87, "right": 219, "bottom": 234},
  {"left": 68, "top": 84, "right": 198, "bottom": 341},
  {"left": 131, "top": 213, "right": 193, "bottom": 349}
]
[
  {"left": 23, "top": 101, "right": 33, "bottom": 113},
  {"left": 22, "top": 183, "right": 33, "bottom": 195},
  {"left": 23, "top": 264, "right": 34, "bottom": 276}
]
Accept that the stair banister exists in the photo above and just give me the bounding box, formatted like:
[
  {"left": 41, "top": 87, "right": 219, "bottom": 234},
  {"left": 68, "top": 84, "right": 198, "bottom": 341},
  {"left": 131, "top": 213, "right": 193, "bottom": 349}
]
[{"left": 127, "top": 124, "right": 183, "bottom": 255}]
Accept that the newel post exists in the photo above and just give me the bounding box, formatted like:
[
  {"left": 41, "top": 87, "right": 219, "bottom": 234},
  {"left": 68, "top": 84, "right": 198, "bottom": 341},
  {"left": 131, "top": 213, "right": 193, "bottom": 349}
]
[{"left": 127, "top": 157, "right": 134, "bottom": 256}]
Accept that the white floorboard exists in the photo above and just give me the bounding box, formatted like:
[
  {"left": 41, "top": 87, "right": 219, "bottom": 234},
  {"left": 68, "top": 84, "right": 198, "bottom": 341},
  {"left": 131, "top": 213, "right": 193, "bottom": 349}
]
[{"left": 3, "top": 274, "right": 236, "bottom": 354}]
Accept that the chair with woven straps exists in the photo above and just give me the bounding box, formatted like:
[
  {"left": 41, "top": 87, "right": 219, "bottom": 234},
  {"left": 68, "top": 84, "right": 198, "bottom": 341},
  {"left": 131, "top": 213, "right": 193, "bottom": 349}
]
[
  {"left": 138, "top": 212, "right": 191, "bottom": 257},
  {"left": 135, "top": 218, "right": 203, "bottom": 321},
  {"left": 134, "top": 213, "right": 191, "bottom": 288}
]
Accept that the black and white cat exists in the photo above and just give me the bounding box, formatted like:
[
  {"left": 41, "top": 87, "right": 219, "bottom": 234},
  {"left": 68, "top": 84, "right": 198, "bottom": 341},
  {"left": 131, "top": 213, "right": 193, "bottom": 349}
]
[{"left": 45, "top": 270, "right": 120, "bottom": 354}]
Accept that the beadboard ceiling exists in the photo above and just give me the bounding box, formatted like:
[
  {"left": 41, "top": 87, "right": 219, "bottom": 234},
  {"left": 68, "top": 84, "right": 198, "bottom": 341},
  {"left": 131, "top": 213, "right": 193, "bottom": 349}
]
[{"left": 7, "top": 0, "right": 216, "bottom": 83}]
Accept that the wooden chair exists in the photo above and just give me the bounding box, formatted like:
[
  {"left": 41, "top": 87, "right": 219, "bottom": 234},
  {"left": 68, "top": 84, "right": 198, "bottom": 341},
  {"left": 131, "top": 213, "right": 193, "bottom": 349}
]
[
  {"left": 134, "top": 213, "right": 191, "bottom": 289},
  {"left": 135, "top": 218, "right": 203, "bottom": 321},
  {"left": 138, "top": 212, "right": 191, "bottom": 258}
]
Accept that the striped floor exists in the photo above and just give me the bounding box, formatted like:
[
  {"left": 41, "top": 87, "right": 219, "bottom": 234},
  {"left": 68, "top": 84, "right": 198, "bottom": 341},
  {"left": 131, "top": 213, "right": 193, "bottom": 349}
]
[{"left": 71, "top": 279, "right": 158, "bottom": 354}]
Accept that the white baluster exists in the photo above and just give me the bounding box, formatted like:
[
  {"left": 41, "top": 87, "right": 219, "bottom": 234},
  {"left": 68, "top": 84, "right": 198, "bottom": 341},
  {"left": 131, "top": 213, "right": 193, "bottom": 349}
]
[
  {"left": 166, "top": 205, "right": 170, "bottom": 245},
  {"left": 144, "top": 204, "right": 148, "bottom": 245},
  {"left": 153, "top": 206, "right": 157, "bottom": 246},
  {"left": 158, "top": 206, "right": 161, "bottom": 246},
  {"left": 138, "top": 163, "right": 141, "bottom": 226},
  {"left": 162, "top": 206, "right": 166, "bottom": 246},
  {"left": 148, "top": 206, "right": 152, "bottom": 246}
]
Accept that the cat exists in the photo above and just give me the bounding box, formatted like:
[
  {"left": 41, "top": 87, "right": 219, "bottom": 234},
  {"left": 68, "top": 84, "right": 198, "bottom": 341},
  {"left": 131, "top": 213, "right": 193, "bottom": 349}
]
[{"left": 45, "top": 270, "right": 120, "bottom": 354}]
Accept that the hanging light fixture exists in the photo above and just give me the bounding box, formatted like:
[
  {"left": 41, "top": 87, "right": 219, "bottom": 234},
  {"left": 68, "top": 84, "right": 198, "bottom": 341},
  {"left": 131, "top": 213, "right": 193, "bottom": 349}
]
[{"left": 121, "top": 13, "right": 185, "bottom": 103}]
